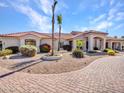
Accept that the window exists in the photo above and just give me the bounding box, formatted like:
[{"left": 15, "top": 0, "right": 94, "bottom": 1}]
[
  {"left": 0, "top": 41, "right": 2, "bottom": 50},
  {"left": 25, "top": 39, "right": 36, "bottom": 46}
]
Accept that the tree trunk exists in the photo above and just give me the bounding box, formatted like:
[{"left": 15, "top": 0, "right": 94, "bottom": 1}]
[
  {"left": 51, "top": 7, "right": 55, "bottom": 56},
  {"left": 58, "top": 25, "right": 61, "bottom": 51}
]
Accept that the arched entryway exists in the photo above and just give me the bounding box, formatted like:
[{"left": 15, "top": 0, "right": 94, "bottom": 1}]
[
  {"left": 0, "top": 41, "right": 2, "bottom": 50},
  {"left": 93, "top": 37, "right": 104, "bottom": 50},
  {"left": 84, "top": 36, "right": 105, "bottom": 51},
  {"left": 25, "top": 39, "right": 36, "bottom": 46},
  {"left": 112, "top": 42, "right": 121, "bottom": 50}
]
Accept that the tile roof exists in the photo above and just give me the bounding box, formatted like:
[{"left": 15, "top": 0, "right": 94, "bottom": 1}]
[
  {"left": 107, "top": 37, "right": 124, "bottom": 41},
  {"left": 68, "top": 30, "right": 108, "bottom": 39},
  {"left": 0, "top": 31, "right": 74, "bottom": 40},
  {"left": 1, "top": 30, "right": 122, "bottom": 41},
  {"left": 43, "top": 33, "right": 73, "bottom": 39},
  {"left": 0, "top": 31, "right": 52, "bottom": 38}
]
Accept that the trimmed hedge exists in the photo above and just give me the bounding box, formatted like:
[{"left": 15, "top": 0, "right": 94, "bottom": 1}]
[
  {"left": 6, "top": 46, "right": 19, "bottom": 54},
  {"left": 107, "top": 50, "right": 115, "bottom": 56},
  {"left": 104, "top": 48, "right": 119, "bottom": 54},
  {"left": 114, "top": 50, "right": 119, "bottom": 53},
  {"left": 103, "top": 48, "right": 111, "bottom": 52},
  {"left": 72, "top": 49, "right": 84, "bottom": 58},
  {"left": 20, "top": 45, "right": 37, "bottom": 57},
  {"left": 0, "top": 49, "right": 13, "bottom": 57},
  {"left": 39, "top": 44, "right": 51, "bottom": 53}
]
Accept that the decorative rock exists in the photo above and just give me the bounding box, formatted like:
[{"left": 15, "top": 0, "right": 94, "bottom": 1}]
[{"left": 41, "top": 54, "right": 62, "bottom": 61}]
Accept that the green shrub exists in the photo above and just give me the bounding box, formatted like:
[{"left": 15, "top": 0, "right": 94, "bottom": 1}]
[
  {"left": 6, "top": 46, "right": 19, "bottom": 54},
  {"left": 72, "top": 49, "right": 84, "bottom": 58},
  {"left": 107, "top": 50, "right": 115, "bottom": 56},
  {"left": 20, "top": 45, "right": 37, "bottom": 57},
  {"left": 0, "top": 49, "right": 13, "bottom": 57},
  {"left": 39, "top": 44, "right": 51, "bottom": 53},
  {"left": 103, "top": 48, "right": 111, "bottom": 52},
  {"left": 104, "top": 48, "right": 119, "bottom": 54},
  {"left": 114, "top": 50, "right": 119, "bottom": 53}
]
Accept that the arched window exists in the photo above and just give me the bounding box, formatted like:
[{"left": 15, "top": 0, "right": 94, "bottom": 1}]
[{"left": 25, "top": 39, "right": 36, "bottom": 46}]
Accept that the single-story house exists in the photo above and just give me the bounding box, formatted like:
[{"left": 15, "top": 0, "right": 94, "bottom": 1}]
[{"left": 0, "top": 30, "right": 124, "bottom": 52}]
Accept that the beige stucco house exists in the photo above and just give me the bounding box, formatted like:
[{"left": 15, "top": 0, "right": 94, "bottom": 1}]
[{"left": 0, "top": 30, "right": 124, "bottom": 52}]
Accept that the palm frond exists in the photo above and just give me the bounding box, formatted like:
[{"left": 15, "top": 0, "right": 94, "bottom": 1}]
[{"left": 57, "top": 14, "right": 62, "bottom": 24}]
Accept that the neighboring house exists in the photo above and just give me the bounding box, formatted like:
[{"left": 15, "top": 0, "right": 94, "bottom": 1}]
[{"left": 0, "top": 30, "right": 124, "bottom": 52}]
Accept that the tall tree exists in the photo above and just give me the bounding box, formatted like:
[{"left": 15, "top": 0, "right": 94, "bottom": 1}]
[
  {"left": 57, "top": 14, "right": 62, "bottom": 51},
  {"left": 51, "top": 0, "right": 57, "bottom": 56}
]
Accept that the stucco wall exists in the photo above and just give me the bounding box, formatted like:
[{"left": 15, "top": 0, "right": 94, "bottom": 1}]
[
  {"left": 72, "top": 34, "right": 85, "bottom": 50},
  {"left": 20, "top": 35, "right": 41, "bottom": 52},
  {"left": 72, "top": 33, "right": 107, "bottom": 51},
  {"left": 0, "top": 37, "right": 19, "bottom": 49},
  {"left": 41, "top": 39, "right": 59, "bottom": 50}
]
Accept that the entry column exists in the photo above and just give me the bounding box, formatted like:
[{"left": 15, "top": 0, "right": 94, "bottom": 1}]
[
  {"left": 88, "top": 35, "right": 94, "bottom": 51},
  {"left": 120, "top": 42, "right": 123, "bottom": 50},
  {"left": 36, "top": 39, "right": 40, "bottom": 52},
  {"left": 102, "top": 38, "right": 106, "bottom": 50},
  {"left": 108, "top": 41, "right": 112, "bottom": 49}
]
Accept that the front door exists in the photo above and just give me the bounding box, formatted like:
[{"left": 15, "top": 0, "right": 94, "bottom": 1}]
[{"left": 0, "top": 41, "right": 2, "bottom": 50}]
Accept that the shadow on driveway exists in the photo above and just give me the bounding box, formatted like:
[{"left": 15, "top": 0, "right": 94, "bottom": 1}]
[{"left": 0, "top": 59, "right": 43, "bottom": 78}]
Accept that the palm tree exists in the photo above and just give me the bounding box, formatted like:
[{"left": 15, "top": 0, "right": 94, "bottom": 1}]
[
  {"left": 57, "top": 14, "right": 62, "bottom": 51},
  {"left": 51, "top": 0, "right": 57, "bottom": 56}
]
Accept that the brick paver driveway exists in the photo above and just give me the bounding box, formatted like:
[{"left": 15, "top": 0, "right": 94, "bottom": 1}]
[{"left": 0, "top": 56, "right": 124, "bottom": 93}]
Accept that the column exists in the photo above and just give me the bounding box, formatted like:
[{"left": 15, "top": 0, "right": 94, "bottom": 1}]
[
  {"left": 72, "top": 39, "right": 76, "bottom": 50},
  {"left": 120, "top": 42, "right": 123, "bottom": 50},
  {"left": 102, "top": 38, "right": 106, "bottom": 50},
  {"left": 36, "top": 39, "right": 40, "bottom": 53},
  {"left": 96, "top": 39, "right": 99, "bottom": 49},
  {"left": 108, "top": 41, "right": 112, "bottom": 49},
  {"left": 88, "top": 35, "right": 94, "bottom": 51},
  {"left": 83, "top": 40, "right": 86, "bottom": 51}
]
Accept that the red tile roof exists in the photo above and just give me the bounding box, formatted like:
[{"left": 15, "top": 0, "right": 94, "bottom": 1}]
[
  {"left": 0, "top": 31, "right": 52, "bottom": 38},
  {"left": 0, "top": 30, "right": 114, "bottom": 40},
  {"left": 107, "top": 37, "right": 124, "bottom": 41},
  {"left": 43, "top": 33, "right": 73, "bottom": 39}
]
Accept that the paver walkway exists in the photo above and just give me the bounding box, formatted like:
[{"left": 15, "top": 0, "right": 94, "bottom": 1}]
[{"left": 0, "top": 56, "right": 124, "bottom": 93}]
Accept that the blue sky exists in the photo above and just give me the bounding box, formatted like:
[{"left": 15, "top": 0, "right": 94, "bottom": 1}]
[{"left": 0, "top": 0, "right": 124, "bottom": 36}]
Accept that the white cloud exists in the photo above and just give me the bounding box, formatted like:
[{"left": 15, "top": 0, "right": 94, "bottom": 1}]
[
  {"left": 34, "top": 0, "right": 52, "bottom": 15},
  {"left": 0, "top": 2, "right": 8, "bottom": 7},
  {"left": 73, "top": 25, "right": 89, "bottom": 31},
  {"left": 34, "top": 0, "right": 68, "bottom": 16},
  {"left": 117, "top": 12, "right": 124, "bottom": 16},
  {"left": 7, "top": 0, "right": 51, "bottom": 32},
  {"left": 100, "top": 0, "right": 107, "bottom": 7},
  {"left": 110, "top": 0, "right": 115, "bottom": 6},
  {"left": 108, "top": 8, "right": 118, "bottom": 21},
  {"left": 108, "top": 1, "right": 124, "bottom": 21},
  {"left": 90, "top": 14, "right": 106, "bottom": 24},
  {"left": 95, "top": 21, "right": 113, "bottom": 30},
  {"left": 15, "top": 0, "right": 29, "bottom": 4},
  {"left": 114, "top": 24, "right": 124, "bottom": 30},
  {"left": 115, "top": 12, "right": 124, "bottom": 21}
]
